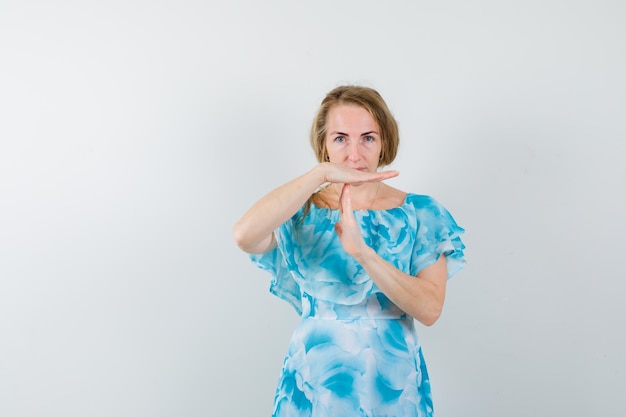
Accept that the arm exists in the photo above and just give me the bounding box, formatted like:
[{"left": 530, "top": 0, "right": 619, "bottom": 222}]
[
  {"left": 334, "top": 184, "right": 447, "bottom": 325},
  {"left": 233, "top": 164, "right": 398, "bottom": 254},
  {"left": 355, "top": 249, "right": 447, "bottom": 326}
]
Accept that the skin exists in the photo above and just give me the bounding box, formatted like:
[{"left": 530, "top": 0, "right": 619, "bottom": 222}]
[{"left": 233, "top": 104, "right": 448, "bottom": 325}]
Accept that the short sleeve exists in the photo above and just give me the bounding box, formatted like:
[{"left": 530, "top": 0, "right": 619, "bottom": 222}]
[
  {"left": 249, "top": 213, "right": 303, "bottom": 315},
  {"left": 408, "top": 195, "right": 466, "bottom": 279}
]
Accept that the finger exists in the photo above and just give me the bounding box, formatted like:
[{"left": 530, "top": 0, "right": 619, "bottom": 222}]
[
  {"left": 377, "top": 170, "right": 400, "bottom": 180},
  {"left": 342, "top": 169, "right": 400, "bottom": 185},
  {"left": 366, "top": 170, "right": 399, "bottom": 182},
  {"left": 339, "top": 183, "right": 352, "bottom": 215},
  {"left": 339, "top": 184, "right": 359, "bottom": 229}
]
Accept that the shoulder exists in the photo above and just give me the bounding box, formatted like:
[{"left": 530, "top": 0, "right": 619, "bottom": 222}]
[
  {"left": 405, "top": 193, "right": 440, "bottom": 209},
  {"left": 375, "top": 186, "right": 444, "bottom": 212},
  {"left": 404, "top": 194, "right": 451, "bottom": 219}
]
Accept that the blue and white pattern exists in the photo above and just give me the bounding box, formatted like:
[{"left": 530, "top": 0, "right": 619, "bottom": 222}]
[{"left": 251, "top": 194, "right": 466, "bottom": 417}]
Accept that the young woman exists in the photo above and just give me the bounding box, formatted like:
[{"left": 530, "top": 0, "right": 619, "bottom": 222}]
[{"left": 233, "top": 85, "right": 466, "bottom": 416}]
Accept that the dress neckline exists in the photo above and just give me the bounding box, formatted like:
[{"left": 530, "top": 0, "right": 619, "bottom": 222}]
[{"left": 310, "top": 193, "right": 410, "bottom": 213}]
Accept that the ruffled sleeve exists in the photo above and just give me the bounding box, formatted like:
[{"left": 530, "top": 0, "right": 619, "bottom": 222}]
[
  {"left": 407, "top": 195, "right": 466, "bottom": 279},
  {"left": 249, "top": 212, "right": 303, "bottom": 315},
  {"left": 249, "top": 196, "right": 466, "bottom": 314}
]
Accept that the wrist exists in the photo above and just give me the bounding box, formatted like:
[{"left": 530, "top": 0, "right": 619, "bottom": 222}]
[
  {"left": 353, "top": 246, "right": 378, "bottom": 265},
  {"left": 311, "top": 163, "right": 330, "bottom": 186}
]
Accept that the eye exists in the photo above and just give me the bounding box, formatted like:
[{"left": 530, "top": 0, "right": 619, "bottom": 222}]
[
  {"left": 363, "top": 135, "right": 375, "bottom": 143},
  {"left": 334, "top": 136, "right": 346, "bottom": 143}
]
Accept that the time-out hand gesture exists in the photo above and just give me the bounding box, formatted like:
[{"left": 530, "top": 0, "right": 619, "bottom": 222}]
[
  {"left": 334, "top": 184, "right": 371, "bottom": 259},
  {"left": 322, "top": 162, "right": 398, "bottom": 185}
]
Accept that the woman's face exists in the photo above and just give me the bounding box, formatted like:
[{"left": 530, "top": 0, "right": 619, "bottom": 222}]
[{"left": 324, "top": 104, "right": 382, "bottom": 173}]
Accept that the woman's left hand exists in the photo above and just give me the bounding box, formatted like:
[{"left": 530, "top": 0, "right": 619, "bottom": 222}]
[
  {"left": 334, "top": 184, "right": 370, "bottom": 258},
  {"left": 334, "top": 183, "right": 448, "bottom": 325}
]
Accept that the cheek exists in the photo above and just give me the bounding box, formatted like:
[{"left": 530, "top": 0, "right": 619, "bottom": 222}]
[
  {"left": 325, "top": 141, "right": 341, "bottom": 157},
  {"left": 367, "top": 142, "right": 382, "bottom": 156}
]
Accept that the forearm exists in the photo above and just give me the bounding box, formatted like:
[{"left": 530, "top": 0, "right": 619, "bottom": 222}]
[
  {"left": 233, "top": 165, "right": 326, "bottom": 253},
  {"left": 355, "top": 249, "right": 447, "bottom": 326}
]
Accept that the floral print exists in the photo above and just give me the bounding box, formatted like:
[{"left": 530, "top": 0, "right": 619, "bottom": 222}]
[{"left": 251, "top": 194, "right": 465, "bottom": 416}]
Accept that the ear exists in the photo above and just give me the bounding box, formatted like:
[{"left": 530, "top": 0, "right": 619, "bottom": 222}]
[{"left": 322, "top": 145, "right": 330, "bottom": 162}]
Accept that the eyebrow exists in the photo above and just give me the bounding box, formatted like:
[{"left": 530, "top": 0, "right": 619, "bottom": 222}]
[{"left": 329, "top": 131, "right": 379, "bottom": 136}]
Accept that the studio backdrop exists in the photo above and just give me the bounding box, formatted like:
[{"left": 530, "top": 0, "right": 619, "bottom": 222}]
[{"left": 1, "top": 1, "right": 624, "bottom": 416}]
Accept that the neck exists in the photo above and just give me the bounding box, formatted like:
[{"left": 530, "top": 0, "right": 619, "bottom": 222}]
[{"left": 331, "top": 182, "right": 380, "bottom": 210}]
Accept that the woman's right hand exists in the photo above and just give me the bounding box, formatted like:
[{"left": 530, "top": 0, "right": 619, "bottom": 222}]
[
  {"left": 319, "top": 162, "right": 399, "bottom": 185},
  {"left": 233, "top": 163, "right": 398, "bottom": 254}
]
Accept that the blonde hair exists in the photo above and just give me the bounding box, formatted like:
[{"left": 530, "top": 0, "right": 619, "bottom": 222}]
[
  {"left": 299, "top": 85, "right": 400, "bottom": 222},
  {"left": 310, "top": 85, "right": 399, "bottom": 166}
]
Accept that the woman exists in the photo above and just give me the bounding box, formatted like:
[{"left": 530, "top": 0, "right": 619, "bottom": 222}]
[{"left": 233, "top": 85, "right": 466, "bottom": 416}]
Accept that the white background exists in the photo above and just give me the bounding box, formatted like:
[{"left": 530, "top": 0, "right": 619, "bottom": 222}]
[{"left": 1, "top": 1, "right": 625, "bottom": 416}]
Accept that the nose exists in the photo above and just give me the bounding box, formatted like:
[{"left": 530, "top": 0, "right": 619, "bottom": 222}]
[{"left": 348, "top": 141, "right": 361, "bottom": 161}]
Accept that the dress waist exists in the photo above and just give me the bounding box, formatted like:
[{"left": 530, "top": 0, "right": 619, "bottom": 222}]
[{"left": 300, "top": 292, "right": 408, "bottom": 320}]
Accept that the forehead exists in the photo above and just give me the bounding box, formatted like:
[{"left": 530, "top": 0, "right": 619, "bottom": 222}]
[{"left": 326, "top": 104, "right": 378, "bottom": 130}]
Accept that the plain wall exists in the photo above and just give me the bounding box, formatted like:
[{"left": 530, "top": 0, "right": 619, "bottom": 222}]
[{"left": 1, "top": 1, "right": 625, "bottom": 416}]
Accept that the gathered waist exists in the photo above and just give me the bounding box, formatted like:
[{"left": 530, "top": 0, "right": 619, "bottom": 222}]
[{"left": 300, "top": 292, "right": 408, "bottom": 320}]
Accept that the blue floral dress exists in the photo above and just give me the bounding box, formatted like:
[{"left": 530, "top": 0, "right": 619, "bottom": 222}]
[{"left": 251, "top": 194, "right": 466, "bottom": 417}]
